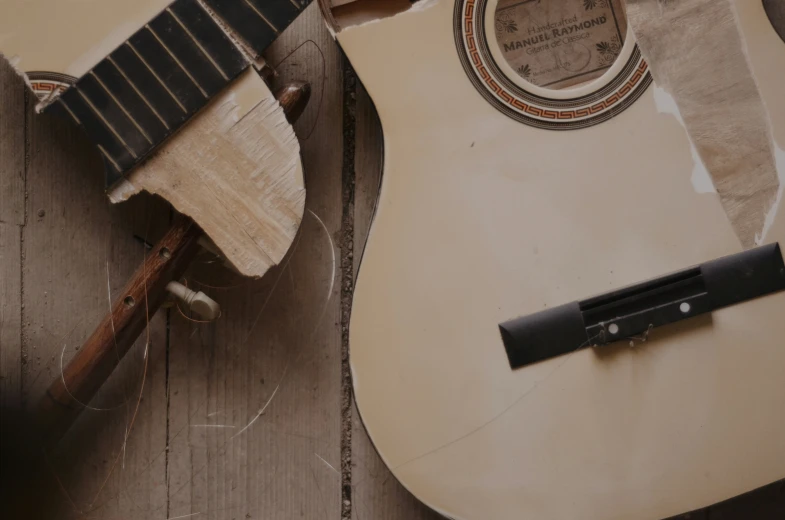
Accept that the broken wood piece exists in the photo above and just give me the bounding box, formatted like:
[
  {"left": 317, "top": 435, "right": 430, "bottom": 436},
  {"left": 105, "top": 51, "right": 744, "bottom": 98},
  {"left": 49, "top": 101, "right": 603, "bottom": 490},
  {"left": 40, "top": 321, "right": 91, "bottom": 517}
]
[
  {"left": 108, "top": 69, "right": 307, "bottom": 278},
  {"left": 36, "top": 214, "right": 202, "bottom": 446}
]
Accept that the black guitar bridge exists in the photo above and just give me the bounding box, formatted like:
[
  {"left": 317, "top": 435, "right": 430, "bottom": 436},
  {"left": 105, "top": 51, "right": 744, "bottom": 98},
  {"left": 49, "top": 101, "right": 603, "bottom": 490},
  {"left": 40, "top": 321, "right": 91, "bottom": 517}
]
[{"left": 499, "top": 243, "right": 785, "bottom": 369}]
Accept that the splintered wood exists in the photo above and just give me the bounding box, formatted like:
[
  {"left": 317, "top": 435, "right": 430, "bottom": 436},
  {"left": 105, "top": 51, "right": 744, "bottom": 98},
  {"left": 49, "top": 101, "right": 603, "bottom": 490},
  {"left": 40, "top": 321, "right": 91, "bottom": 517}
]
[
  {"left": 109, "top": 69, "right": 306, "bottom": 278},
  {"left": 626, "top": 0, "right": 780, "bottom": 249}
]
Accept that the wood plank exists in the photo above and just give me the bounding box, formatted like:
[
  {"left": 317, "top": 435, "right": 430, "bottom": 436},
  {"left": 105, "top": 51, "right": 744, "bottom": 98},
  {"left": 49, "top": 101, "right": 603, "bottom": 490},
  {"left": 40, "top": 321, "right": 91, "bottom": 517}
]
[
  {"left": 0, "top": 223, "right": 21, "bottom": 409},
  {"left": 0, "top": 61, "right": 25, "bottom": 515},
  {"left": 22, "top": 84, "right": 170, "bottom": 516},
  {"left": 349, "top": 77, "right": 440, "bottom": 520},
  {"left": 165, "top": 4, "right": 344, "bottom": 519},
  {"left": 0, "top": 60, "right": 24, "bottom": 416},
  {"left": 0, "top": 59, "right": 25, "bottom": 225}
]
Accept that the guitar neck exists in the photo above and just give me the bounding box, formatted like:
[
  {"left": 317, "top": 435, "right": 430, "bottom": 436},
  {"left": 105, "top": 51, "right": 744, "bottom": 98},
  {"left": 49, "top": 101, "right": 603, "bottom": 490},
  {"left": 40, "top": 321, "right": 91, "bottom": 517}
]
[{"left": 46, "top": 0, "right": 311, "bottom": 186}]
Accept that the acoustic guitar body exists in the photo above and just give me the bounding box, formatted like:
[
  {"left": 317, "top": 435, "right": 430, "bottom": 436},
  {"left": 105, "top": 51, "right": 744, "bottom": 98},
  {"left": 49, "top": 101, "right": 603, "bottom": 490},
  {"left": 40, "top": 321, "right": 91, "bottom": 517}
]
[{"left": 333, "top": 0, "right": 785, "bottom": 518}]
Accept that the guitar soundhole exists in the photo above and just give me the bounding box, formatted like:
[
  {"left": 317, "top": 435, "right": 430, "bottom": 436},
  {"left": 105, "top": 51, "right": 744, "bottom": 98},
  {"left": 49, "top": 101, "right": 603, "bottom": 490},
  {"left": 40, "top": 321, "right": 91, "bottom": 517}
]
[
  {"left": 454, "top": 0, "right": 651, "bottom": 129},
  {"left": 763, "top": 0, "right": 785, "bottom": 44},
  {"left": 493, "top": 0, "right": 628, "bottom": 90}
]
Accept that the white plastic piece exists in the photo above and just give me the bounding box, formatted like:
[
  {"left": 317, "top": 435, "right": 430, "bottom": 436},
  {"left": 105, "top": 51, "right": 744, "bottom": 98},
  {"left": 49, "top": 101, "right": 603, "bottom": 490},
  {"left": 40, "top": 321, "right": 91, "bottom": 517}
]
[{"left": 166, "top": 281, "right": 221, "bottom": 321}]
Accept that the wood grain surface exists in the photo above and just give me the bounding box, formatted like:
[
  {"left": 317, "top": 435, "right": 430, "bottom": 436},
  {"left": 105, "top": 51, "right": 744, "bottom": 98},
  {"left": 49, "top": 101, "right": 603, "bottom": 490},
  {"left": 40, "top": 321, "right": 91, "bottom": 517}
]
[
  {"left": 0, "top": 59, "right": 24, "bottom": 469},
  {"left": 36, "top": 214, "right": 202, "bottom": 448},
  {"left": 164, "top": 6, "right": 345, "bottom": 519},
  {"left": 1, "top": 4, "right": 784, "bottom": 519},
  {"left": 22, "top": 60, "right": 172, "bottom": 516},
  {"left": 0, "top": 60, "right": 24, "bottom": 226}
]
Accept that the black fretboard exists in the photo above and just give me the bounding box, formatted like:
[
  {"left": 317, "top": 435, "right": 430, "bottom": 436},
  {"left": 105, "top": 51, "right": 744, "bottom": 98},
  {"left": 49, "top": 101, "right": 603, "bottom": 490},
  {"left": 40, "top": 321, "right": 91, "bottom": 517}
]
[{"left": 46, "top": 0, "right": 311, "bottom": 187}]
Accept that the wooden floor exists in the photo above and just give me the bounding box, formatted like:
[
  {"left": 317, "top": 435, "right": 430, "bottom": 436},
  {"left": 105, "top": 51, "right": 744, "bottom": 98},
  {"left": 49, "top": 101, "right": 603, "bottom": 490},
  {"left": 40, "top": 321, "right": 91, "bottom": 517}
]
[{"left": 0, "top": 5, "right": 784, "bottom": 519}]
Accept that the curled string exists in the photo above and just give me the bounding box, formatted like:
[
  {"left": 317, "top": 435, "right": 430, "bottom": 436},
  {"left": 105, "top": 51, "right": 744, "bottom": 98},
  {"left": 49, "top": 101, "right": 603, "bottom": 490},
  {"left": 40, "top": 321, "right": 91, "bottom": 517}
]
[{"left": 191, "top": 278, "right": 249, "bottom": 290}]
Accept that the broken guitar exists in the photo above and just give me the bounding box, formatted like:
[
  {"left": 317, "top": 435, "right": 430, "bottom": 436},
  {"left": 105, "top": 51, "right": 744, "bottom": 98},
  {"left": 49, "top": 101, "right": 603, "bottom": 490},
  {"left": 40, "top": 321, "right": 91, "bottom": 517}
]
[{"left": 0, "top": 0, "right": 314, "bottom": 446}]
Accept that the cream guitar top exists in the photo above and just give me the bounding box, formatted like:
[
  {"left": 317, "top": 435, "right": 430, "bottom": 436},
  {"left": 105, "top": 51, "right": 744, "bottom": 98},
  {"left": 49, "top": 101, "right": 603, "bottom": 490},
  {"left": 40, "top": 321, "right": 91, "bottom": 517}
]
[{"left": 328, "top": 0, "right": 785, "bottom": 518}]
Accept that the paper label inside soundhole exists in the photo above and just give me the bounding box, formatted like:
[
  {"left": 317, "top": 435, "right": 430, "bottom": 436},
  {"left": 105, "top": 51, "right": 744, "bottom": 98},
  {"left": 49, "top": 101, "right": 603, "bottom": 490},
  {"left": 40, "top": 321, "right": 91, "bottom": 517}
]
[{"left": 494, "top": 0, "right": 627, "bottom": 89}]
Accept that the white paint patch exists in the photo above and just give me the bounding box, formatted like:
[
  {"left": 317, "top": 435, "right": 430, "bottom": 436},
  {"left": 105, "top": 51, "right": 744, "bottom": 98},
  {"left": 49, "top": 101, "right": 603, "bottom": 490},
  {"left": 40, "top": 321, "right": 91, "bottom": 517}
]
[
  {"left": 324, "top": 16, "right": 338, "bottom": 39},
  {"left": 337, "top": 0, "right": 439, "bottom": 32},
  {"left": 652, "top": 85, "right": 715, "bottom": 194},
  {"left": 0, "top": 53, "right": 34, "bottom": 94},
  {"left": 107, "top": 178, "right": 140, "bottom": 203},
  {"left": 756, "top": 143, "right": 785, "bottom": 245},
  {"left": 410, "top": 0, "right": 440, "bottom": 13}
]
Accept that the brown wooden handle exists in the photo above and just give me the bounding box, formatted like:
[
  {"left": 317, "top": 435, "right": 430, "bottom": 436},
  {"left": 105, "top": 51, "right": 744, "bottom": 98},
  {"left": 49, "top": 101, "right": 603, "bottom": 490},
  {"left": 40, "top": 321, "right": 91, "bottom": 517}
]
[
  {"left": 274, "top": 81, "right": 311, "bottom": 125},
  {"left": 36, "top": 215, "right": 203, "bottom": 445}
]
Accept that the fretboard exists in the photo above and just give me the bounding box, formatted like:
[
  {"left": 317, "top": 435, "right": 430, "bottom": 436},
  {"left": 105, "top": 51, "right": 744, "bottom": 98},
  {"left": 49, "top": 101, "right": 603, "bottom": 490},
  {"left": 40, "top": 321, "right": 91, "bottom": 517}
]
[{"left": 46, "top": 0, "right": 311, "bottom": 187}]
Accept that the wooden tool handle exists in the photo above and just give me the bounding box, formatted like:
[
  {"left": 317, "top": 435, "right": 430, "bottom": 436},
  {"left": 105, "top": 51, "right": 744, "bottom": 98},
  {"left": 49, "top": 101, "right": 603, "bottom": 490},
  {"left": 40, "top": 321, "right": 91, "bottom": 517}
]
[{"left": 36, "top": 215, "right": 202, "bottom": 445}]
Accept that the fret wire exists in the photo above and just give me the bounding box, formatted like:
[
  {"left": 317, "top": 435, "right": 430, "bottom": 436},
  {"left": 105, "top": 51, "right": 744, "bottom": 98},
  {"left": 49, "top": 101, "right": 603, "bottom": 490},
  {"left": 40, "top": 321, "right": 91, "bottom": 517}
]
[
  {"left": 89, "top": 71, "right": 154, "bottom": 144},
  {"left": 145, "top": 23, "right": 210, "bottom": 98},
  {"left": 167, "top": 7, "right": 230, "bottom": 81},
  {"left": 76, "top": 89, "right": 139, "bottom": 159},
  {"left": 125, "top": 42, "right": 189, "bottom": 114},
  {"left": 242, "top": 0, "right": 279, "bottom": 33},
  {"left": 43, "top": 0, "right": 313, "bottom": 184}
]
